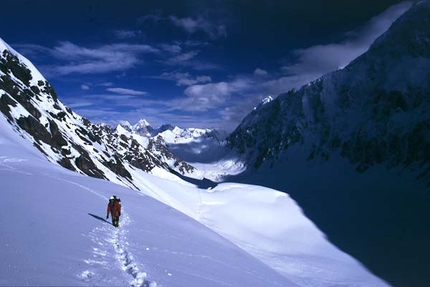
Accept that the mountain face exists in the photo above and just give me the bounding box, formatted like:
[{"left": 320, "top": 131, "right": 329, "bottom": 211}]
[
  {"left": 229, "top": 1, "right": 430, "bottom": 180},
  {"left": 116, "top": 120, "right": 228, "bottom": 169},
  {"left": 115, "top": 120, "right": 226, "bottom": 176},
  {"left": 0, "top": 39, "right": 196, "bottom": 190},
  {"left": 122, "top": 119, "right": 222, "bottom": 145},
  {"left": 227, "top": 2, "right": 430, "bottom": 287},
  {"left": 118, "top": 118, "right": 224, "bottom": 146}
]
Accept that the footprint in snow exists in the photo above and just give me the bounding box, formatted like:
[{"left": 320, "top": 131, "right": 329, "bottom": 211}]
[{"left": 80, "top": 212, "right": 157, "bottom": 287}]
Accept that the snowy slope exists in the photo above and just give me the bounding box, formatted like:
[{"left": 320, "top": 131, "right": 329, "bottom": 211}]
[
  {"left": 0, "top": 101, "right": 389, "bottom": 286},
  {"left": 0, "top": 114, "right": 296, "bottom": 287}
]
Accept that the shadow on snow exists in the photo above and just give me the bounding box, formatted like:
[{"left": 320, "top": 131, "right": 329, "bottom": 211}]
[
  {"left": 169, "top": 168, "right": 218, "bottom": 189},
  {"left": 88, "top": 213, "right": 113, "bottom": 226}
]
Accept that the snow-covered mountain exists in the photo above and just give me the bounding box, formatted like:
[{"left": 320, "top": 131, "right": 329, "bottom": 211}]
[
  {"left": 118, "top": 118, "right": 223, "bottom": 145},
  {"left": 0, "top": 88, "right": 389, "bottom": 287},
  {"left": 227, "top": 2, "right": 430, "bottom": 286},
  {"left": 229, "top": 1, "right": 430, "bottom": 177},
  {"left": 118, "top": 119, "right": 154, "bottom": 137},
  {"left": 123, "top": 118, "right": 224, "bottom": 146},
  {"left": 0, "top": 39, "right": 199, "bottom": 189},
  {"left": 117, "top": 120, "right": 230, "bottom": 179},
  {"left": 117, "top": 119, "right": 227, "bottom": 169},
  {"left": 132, "top": 119, "right": 153, "bottom": 136},
  {"left": 254, "top": 95, "right": 274, "bottom": 110},
  {"left": 155, "top": 125, "right": 225, "bottom": 144}
]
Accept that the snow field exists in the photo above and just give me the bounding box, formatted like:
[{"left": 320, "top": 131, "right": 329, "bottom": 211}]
[{"left": 0, "top": 110, "right": 388, "bottom": 286}]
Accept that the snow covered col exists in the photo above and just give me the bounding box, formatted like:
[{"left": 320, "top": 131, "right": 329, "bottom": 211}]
[{"left": 106, "top": 196, "right": 121, "bottom": 227}]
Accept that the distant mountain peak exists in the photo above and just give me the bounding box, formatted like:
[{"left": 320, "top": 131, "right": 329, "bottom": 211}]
[
  {"left": 135, "top": 118, "right": 150, "bottom": 127},
  {"left": 118, "top": 120, "right": 132, "bottom": 131}
]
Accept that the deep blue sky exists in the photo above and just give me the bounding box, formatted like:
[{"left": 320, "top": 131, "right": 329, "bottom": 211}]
[{"left": 0, "top": 0, "right": 412, "bottom": 131}]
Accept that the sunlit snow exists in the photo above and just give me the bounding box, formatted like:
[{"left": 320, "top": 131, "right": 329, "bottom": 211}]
[{"left": 0, "top": 110, "right": 389, "bottom": 286}]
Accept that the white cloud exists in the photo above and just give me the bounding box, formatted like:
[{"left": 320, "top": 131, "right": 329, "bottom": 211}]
[
  {"left": 185, "top": 82, "right": 229, "bottom": 100},
  {"left": 81, "top": 84, "right": 90, "bottom": 90},
  {"left": 137, "top": 13, "right": 226, "bottom": 39},
  {"left": 160, "top": 44, "right": 182, "bottom": 54},
  {"left": 113, "top": 29, "right": 143, "bottom": 39},
  {"left": 157, "top": 42, "right": 218, "bottom": 70},
  {"left": 167, "top": 51, "right": 199, "bottom": 65},
  {"left": 196, "top": 75, "right": 212, "bottom": 83},
  {"left": 98, "top": 82, "right": 114, "bottom": 87},
  {"left": 106, "top": 87, "right": 147, "bottom": 96},
  {"left": 52, "top": 42, "right": 157, "bottom": 60},
  {"left": 170, "top": 16, "right": 200, "bottom": 33},
  {"left": 19, "top": 42, "right": 159, "bottom": 77},
  {"left": 10, "top": 44, "right": 51, "bottom": 58},
  {"left": 160, "top": 72, "right": 212, "bottom": 86},
  {"left": 179, "top": 78, "right": 251, "bottom": 111},
  {"left": 254, "top": 68, "right": 269, "bottom": 76},
  {"left": 169, "top": 16, "right": 226, "bottom": 39},
  {"left": 176, "top": 78, "right": 197, "bottom": 86}
]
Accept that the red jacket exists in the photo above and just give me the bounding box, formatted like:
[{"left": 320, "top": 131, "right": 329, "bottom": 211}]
[{"left": 107, "top": 200, "right": 121, "bottom": 218}]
